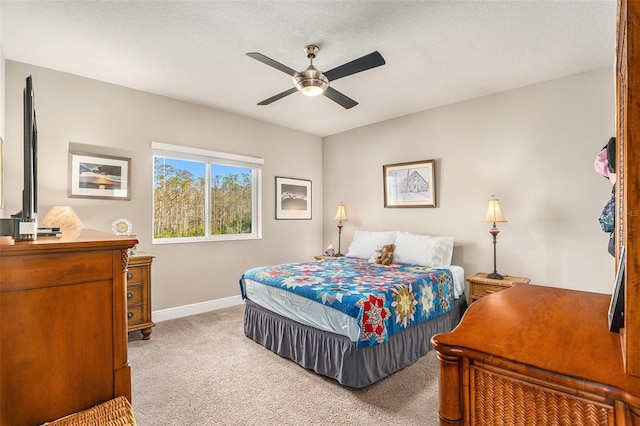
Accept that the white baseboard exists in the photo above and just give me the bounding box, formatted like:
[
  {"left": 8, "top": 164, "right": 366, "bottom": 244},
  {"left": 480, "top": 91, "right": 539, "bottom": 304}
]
[{"left": 152, "top": 295, "right": 244, "bottom": 323}]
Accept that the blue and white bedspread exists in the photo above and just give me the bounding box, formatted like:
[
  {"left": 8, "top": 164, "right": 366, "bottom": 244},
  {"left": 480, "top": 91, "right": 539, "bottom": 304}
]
[{"left": 240, "top": 257, "right": 454, "bottom": 348}]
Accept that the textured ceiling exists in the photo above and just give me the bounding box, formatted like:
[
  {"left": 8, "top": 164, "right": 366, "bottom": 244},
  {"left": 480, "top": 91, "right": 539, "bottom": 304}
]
[{"left": 1, "top": 1, "right": 617, "bottom": 137}]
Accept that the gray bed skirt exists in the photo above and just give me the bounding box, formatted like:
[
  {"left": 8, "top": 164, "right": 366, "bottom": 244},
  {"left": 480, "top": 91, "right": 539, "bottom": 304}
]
[{"left": 243, "top": 296, "right": 467, "bottom": 388}]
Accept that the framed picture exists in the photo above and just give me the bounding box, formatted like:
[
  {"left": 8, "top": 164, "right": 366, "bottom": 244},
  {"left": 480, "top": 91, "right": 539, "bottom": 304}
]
[
  {"left": 0, "top": 137, "right": 4, "bottom": 208},
  {"left": 276, "top": 176, "right": 311, "bottom": 220},
  {"left": 609, "top": 245, "right": 626, "bottom": 333},
  {"left": 383, "top": 159, "right": 436, "bottom": 208},
  {"left": 68, "top": 151, "right": 131, "bottom": 200}
]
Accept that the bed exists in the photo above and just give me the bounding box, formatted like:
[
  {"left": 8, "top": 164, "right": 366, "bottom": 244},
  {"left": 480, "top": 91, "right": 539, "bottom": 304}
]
[{"left": 239, "top": 230, "right": 467, "bottom": 388}]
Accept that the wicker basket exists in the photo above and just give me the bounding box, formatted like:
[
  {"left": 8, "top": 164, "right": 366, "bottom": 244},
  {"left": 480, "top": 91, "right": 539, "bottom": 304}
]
[{"left": 43, "top": 396, "right": 137, "bottom": 426}]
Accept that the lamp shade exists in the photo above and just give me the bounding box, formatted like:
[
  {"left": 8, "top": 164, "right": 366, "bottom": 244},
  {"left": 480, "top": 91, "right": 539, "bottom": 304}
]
[
  {"left": 40, "top": 205, "right": 84, "bottom": 234},
  {"left": 482, "top": 196, "right": 507, "bottom": 223},
  {"left": 334, "top": 203, "right": 348, "bottom": 222}
]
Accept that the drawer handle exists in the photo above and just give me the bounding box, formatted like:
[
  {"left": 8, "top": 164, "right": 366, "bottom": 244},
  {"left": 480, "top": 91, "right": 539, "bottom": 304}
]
[
  {"left": 127, "top": 312, "right": 134, "bottom": 319},
  {"left": 127, "top": 272, "right": 133, "bottom": 279},
  {"left": 127, "top": 292, "right": 133, "bottom": 299}
]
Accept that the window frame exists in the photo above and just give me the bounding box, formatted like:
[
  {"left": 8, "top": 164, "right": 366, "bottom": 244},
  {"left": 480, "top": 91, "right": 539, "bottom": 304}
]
[{"left": 151, "top": 142, "right": 263, "bottom": 244}]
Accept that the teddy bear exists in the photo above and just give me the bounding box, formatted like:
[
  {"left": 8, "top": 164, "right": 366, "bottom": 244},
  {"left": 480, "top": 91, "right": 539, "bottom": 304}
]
[{"left": 376, "top": 244, "right": 395, "bottom": 265}]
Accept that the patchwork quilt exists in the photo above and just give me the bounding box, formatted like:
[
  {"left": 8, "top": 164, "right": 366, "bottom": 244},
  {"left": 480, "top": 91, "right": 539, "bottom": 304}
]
[{"left": 240, "top": 257, "right": 454, "bottom": 348}]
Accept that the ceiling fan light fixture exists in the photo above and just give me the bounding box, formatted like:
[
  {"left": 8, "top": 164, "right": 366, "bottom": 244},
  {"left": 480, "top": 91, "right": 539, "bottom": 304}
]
[
  {"left": 293, "top": 65, "right": 329, "bottom": 96},
  {"left": 297, "top": 80, "right": 327, "bottom": 96},
  {"left": 248, "top": 44, "right": 385, "bottom": 108}
]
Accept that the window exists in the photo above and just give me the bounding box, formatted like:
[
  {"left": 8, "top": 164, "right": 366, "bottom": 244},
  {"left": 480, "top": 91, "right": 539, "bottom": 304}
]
[{"left": 152, "top": 142, "right": 262, "bottom": 244}]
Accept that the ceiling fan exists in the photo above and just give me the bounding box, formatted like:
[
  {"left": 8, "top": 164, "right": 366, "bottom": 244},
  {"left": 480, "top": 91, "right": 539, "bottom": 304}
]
[{"left": 246, "top": 45, "right": 385, "bottom": 109}]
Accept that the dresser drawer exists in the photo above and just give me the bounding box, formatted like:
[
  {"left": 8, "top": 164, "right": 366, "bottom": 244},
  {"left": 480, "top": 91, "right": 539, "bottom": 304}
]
[
  {"left": 471, "top": 364, "right": 614, "bottom": 425},
  {"left": 2, "top": 251, "right": 113, "bottom": 291},
  {"left": 127, "top": 305, "right": 143, "bottom": 326},
  {"left": 126, "top": 285, "right": 142, "bottom": 306},
  {"left": 126, "top": 267, "right": 142, "bottom": 285},
  {"left": 473, "top": 282, "right": 508, "bottom": 298}
]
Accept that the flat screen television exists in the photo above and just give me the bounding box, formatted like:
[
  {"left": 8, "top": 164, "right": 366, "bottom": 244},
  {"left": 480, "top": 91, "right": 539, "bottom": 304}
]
[{"left": 10, "top": 75, "right": 38, "bottom": 240}]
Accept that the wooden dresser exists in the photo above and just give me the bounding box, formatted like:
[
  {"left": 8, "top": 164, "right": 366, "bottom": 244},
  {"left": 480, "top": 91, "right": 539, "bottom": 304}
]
[
  {"left": 127, "top": 251, "right": 155, "bottom": 340},
  {"left": 432, "top": 284, "right": 640, "bottom": 425},
  {"left": 0, "top": 229, "right": 136, "bottom": 425},
  {"left": 432, "top": 2, "right": 640, "bottom": 424}
]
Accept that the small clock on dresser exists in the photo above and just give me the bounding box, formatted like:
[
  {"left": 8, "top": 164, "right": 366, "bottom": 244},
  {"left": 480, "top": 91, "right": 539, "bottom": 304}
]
[{"left": 112, "top": 218, "right": 133, "bottom": 235}]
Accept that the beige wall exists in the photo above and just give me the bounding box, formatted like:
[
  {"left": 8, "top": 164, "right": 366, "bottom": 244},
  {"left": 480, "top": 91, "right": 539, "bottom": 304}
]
[
  {"left": 0, "top": 57, "right": 4, "bottom": 139},
  {"left": 2, "top": 61, "right": 616, "bottom": 312},
  {"left": 323, "top": 68, "right": 615, "bottom": 295},
  {"left": 0, "top": 55, "right": 4, "bottom": 209},
  {"left": 2, "top": 61, "right": 323, "bottom": 310},
  {"left": 0, "top": 3, "right": 4, "bottom": 139}
]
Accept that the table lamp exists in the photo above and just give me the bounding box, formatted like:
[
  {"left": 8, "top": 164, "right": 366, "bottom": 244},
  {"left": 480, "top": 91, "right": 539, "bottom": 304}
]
[
  {"left": 41, "top": 205, "right": 84, "bottom": 237},
  {"left": 482, "top": 195, "right": 507, "bottom": 279},
  {"left": 333, "top": 202, "right": 348, "bottom": 257}
]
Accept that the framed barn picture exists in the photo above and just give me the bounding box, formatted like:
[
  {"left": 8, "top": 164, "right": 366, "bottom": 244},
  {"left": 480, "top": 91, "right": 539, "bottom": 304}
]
[{"left": 383, "top": 159, "right": 436, "bottom": 208}]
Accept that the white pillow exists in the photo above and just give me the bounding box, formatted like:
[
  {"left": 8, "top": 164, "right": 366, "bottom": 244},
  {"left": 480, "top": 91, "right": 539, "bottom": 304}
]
[
  {"left": 346, "top": 230, "right": 396, "bottom": 259},
  {"left": 393, "top": 231, "right": 454, "bottom": 267},
  {"left": 393, "top": 232, "right": 427, "bottom": 265},
  {"left": 429, "top": 236, "right": 455, "bottom": 267}
]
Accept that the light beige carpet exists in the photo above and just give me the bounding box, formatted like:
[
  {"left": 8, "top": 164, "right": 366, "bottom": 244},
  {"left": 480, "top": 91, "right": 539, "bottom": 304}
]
[{"left": 128, "top": 304, "right": 441, "bottom": 425}]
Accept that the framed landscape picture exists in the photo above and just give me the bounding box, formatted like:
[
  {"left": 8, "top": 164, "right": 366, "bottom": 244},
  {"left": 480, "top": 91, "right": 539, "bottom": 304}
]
[
  {"left": 276, "top": 176, "right": 311, "bottom": 219},
  {"left": 383, "top": 159, "right": 436, "bottom": 208},
  {"left": 68, "top": 151, "right": 131, "bottom": 200}
]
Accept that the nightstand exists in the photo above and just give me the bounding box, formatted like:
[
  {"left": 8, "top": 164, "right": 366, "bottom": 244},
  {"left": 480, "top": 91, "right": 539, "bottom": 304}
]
[
  {"left": 127, "top": 251, "right": 156, "bottom": 340},
  {"left": 467, "top": 272, "right": 530, "bottom": 303},
  {"left": 314, "top": 255, "right": 340, "bottom": 260}
]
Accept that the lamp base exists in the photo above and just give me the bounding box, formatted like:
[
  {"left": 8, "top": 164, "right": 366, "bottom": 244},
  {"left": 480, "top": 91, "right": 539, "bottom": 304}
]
[
  {"left": 487, "top": 272, "right": 504, "bottom": 280},
  {"left": 334, "top": 252, "right": 345, "bottom": 257}
]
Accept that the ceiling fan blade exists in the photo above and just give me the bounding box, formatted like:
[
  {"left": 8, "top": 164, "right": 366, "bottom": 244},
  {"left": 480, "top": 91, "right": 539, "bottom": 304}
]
[
  {"left": 324, "top": 87, "right": 358, "bottom": 109},
  {"left": 246, "top": 52, "right": 298, "bottom": 76},
  {"left": 257, "top": 87, "right": 298, "bottom": 105},
  {"left": 324, "top": 51, "right": 385, "bottom": 82}
]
